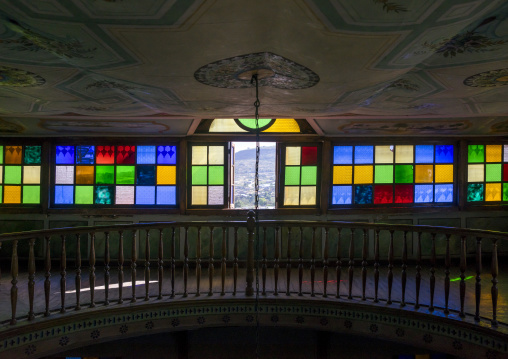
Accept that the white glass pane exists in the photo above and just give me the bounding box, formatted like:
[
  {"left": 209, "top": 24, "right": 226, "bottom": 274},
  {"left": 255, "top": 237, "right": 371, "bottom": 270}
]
[
  {"left": 55, "top": 166, "right": 74, "bottom": 184},
  {"left": 208, "top": 186, "right": 223, "bottom": 205},
  {"left": 115, "top": 186, "right": 134, "bottom": 204}
]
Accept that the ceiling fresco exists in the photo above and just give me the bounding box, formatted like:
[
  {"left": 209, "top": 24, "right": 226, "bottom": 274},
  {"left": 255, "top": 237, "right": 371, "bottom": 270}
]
[{"left": 0, "top": 0, "right": 507, "bottom": 136}]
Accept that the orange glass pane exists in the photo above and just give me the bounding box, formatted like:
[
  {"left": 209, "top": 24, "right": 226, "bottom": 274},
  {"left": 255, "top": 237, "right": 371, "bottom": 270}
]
[
  {"left": 5, "top": 146, "right": 22, "bottom": 164},
  {"left": 333, "top": 166, "right": 352, "bottom": 184},
  {"left": 157, "top": 166, "right": 176, "bottom": 185},
  {"left": 76, "top": 166, "right": 94, "bottom": 184},
  {"left": 486, "top": 145, "right": 502, "bottom": 162},
  {"left": 263, "top": 119, "right": 300, "bottom": 133},
  {"left": 4, "top": 185, "right": 21, "bottom": 203},
  {"left": 434, "top": 165, "right": 453, "bottom": 183},
  {"left": 286, "top": 147, "right": 301, "bottom": 166},
  {"left": 192, "top": 186, "right": 207, "bottom": 205},
  {"left": 375, "top": 146, "right": 393, "bottom": 163},
  {"left": 284, "top": 186, "right": 300, "bottom": 205},
  {"left": 354, "top": 165, "right": 373, "bottom": 184},
  {"left": 485, "top": 183, "right": 501, "bottom": 201},
  {"left": 415, "top": 165, "right": 433, "bottom": 183}
]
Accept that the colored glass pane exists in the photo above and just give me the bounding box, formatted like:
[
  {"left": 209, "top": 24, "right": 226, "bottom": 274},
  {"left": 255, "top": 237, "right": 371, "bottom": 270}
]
[
  {"left": 54, "top": 185, "right": 73, "bottom": 204},
  {"left": 332, "top": 186, "right": 352, "bottom": 205},
  {"left": 284, "top": 186, "right": 300, "bottom": 206},
  {"left": 5, "top": 166, "right": 21, "bottom": 184},
  {"left": 96, "top": 146, "right": 115, "bottom": 164},
  {"left": 76, "top": 166, "right": 94, "bottom": 184},
  {"left": 75, "top": 186, "right": 93, "bottom": 204},
  {"left": 208, "top": 186, "right": 223, "bottom": 205},
  {"left": 435, "top": 145, "right": 453, "bottom": 163},
  {"left": 238, "top": 118, "right": 272, "bottom": 129},
  {"left": 262, "top": 119, "right": 300, "bottom": 133},
  {"left": 301, "top": 147, "right": 317, "bottom": 165},
  {"left": 485, "top": 183, "right": 501, "bottom": 201},
  {"left": 414, "top": 185, "right": 433, "bottom": 203},
  {"left": 192, "top": 146, "right": 208, "bottom": 165},
  {"left": 4, "top": 186, "right": 21, "bottom": 203},
  {"left": 301, "top": 166, "right": 317, "bottom": 185},
  {"left": 115, "top": 186, "right": 134, "bottom": 205},
  {"left": 209, "top": 166, "right": 224, "bottom": 185},
  {"left": 354, "top": 165, "right": 373, "bottom": 184},
  {"left": 395, "top": 146, "right": 413, "bottom": 163},
  {"left": 116, "top": 166, "right": 135, "bottom": 184},
  {"left": 157, "top": 186, "right": 176, "bottom": 205},
  {"left": 24, "top": 146, "right": 41, "bottom": 164},
  {"left": 56, "top": 146, "right": 75, "bottom": 164},
  {"left": 435, "top": 184, "right": 453, "bottom": 203},
  {"left": 208, "top": 146, "right": 224, "bottom": 165},
  {"left": 468, "top": 145, "right": 484, "bottom": 163},
  {"left": 415, "top": 145, "right": 433, "bottom": 163},
  {"left": 355, "top": 185, "right": 373, "bottom": 204},
  {"left": 0, "top": 186, "right": 2, "bottom": 202},
  {"left": 5, "top": 146, "right": 22, "bottom": 164},
  {"left": 354, "top": 146, "right": 373, "bottom": 164},
  {"left": 76, "top": 146, "right": 95, "bottom": 164},
  {"left": 192, "top": 186, "right": 207, "bottom": 205},
  {"left": 504, "top": 183, "right": 508, "bottom": 201},
  {"left": 137, "top": 146, "right": 156, "bottom": 164},
  {"left": 116, "top": 145, "right": 135, "bottom": 164},
  {"left": 96, "top": 166, "right": 115, "bottom": 184},
  {"left": 286, "top": 147, "right": 301, "bottom": 166},
  {"left": 23, "top": 186, "right": 40, "bottom": 204},
  {"left": 137, "top": 166, "right": 155, "bottom": 185},
  {"left": 435, "top": 165, "right": 453, "bottom": 183},
  {"left": 374, "top": 165, "right": 393, "bottom": 184},
  {"left": 486, "top": 164, "right": 502, "bottom": 182},
  {"left": 333, "top": 166, "right": 352, "bottom": 184},
  {"left": 23, "top": 166, "right": 40, "bottom": 184},
  {"left": 192, "top": 166, "right": 207, "bottom": 185},
  {"left": 135, "top": 186, "right": 155, "bottom": 205},
  {"left": 301, "top": 186, "right": 316, "bottom": 205},
  {"left": 375, "top": 146, "right": 393, "bottom": 163},
  {"left": 158, "top": 146, "right": 177, "bottom": 164},
  {"left": 395, "top": 165, "right": 413, "bottom": 183},
  {"left": 209, "top": 119, "right": 247, "bottom": 132},
  {"left": 157, "top": 166, "right": 176, "bottom": 185},
  {"left": 0, "top": 166, "right": 2, "bottom": 183},
  {"left": 285, "top": 167, "right": 301, "bottom": 185},
  {"left": 395, "top": 184, "right": 413, "bottom": 203},
  {"left": 505, "top": 145, "right": 508, "bottom": 162},
  {"left": 467, "top": 183, "right": 484, "bottom": 202},
  {"left": 486, "top": 145, "right": 502, "bottom": 162},
  {"left": 504, "top": 164, "right": 508, "bottom": 182},
  {"left": 95, "top": 186, "right": 114, "bottom": 204},
  {"left": 468, "top": 164, "right": 484, "bottom": 182},
  {"left": 55, "top": 166, "right": 74, "bottom": 184},
  {"left": 415, "top": 165, "right": 433, "bottom": 183},
  {"left": 374, "top": 185, "right": 393, "bottom": 204},
  {"left": 334, "top": 146, "right": 353, "bottom": 164},
  {"left": 0, "top": 146, "right": 3, "bottom": 164}
]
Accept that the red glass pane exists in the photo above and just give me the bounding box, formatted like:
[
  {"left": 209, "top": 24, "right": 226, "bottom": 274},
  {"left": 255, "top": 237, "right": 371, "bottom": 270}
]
[
  {"left": 117, "top": 145, "right": 136, "bottom": 164},
  {"left": 96, "top": 146, "right": 115, "bottom": 164},
  {"left": 504, "top": 164, "right": 508, "bottom": 182},
  {"left": 301, "top": 146, "right": 317, "bottom": 165},
  {"left": 395, "top": 184, "right": 413, "bottom": 203},
  {"left": 374, "top": 185, "right": 393, "bottom": 204}
]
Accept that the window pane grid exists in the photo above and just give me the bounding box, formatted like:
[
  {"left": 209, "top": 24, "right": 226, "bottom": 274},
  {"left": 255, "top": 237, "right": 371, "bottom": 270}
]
[
  {"left": 282, "top": 146, "right": 318, "bottom": 206},
  {"left": 190, "top": 145, "right": 225, "bottom": 206}
]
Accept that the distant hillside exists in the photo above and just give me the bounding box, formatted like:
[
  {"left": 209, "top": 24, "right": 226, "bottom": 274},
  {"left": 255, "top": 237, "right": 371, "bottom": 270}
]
[{"left": 234, "top": 146, "right": 275, "bottom": 162}]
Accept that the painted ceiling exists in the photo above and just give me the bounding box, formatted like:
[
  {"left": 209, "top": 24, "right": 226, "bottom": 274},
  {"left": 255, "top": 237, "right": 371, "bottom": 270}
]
[{"left": 1, "top": 0, "right": 508, "bottom": 136}]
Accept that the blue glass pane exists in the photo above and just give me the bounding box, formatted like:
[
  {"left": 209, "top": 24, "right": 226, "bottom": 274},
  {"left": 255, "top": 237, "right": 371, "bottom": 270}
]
[
  {"left": 137, "top": 146, "right": 156, "bottom": 164},
  {"left": 354, "top": 185, "right": 373, "bottom": 204},
  {"left": 354, "top": 146, "right": 373, "bottom": 164},
  {"left": 157, "top": 186, "right": 176, "bottom": 205},
  {"left": 76, "top": 146, "right": 95, "bottom": 164},
  {"left": 56, "top": 146, "right": 75, "bottom": 164},
  {"left": 415, "top": 145, "right": 434, "bottom": 163},
  {"left": 54, "top": 185, "right": 74, "bottom": 204},
  {"left": 95, "top": 186, "right": 114, "bottom": 204},
  {"left": 136, "top": 186, "right": 155, "bottom": 204},
  {"left": 435, "top": 145, "right": 453, "bottom": 163},
  {"left": 137, "top": 166, "right": 156, "bottom": 185},
  {"left": 158, "top": 145, "right": 177, "bottom": 164},
  {"left": 333, "top": 146, "right": 353, "bottom": 165},
  {"left": 332, "top": 186, "right": 352, "bottom": 204},
  {"left": 435, "top": 184, "right": 453, "bottom": 202},
  {"left": 414, "top": 185, "right": 433, "bottom": 203}
]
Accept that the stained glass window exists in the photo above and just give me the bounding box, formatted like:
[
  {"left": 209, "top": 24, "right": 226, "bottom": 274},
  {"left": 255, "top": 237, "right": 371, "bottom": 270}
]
[
  {"left": 0, "top": 145, "right": 41, "bottom": 204},
  {"left": 206, "top": 119, "right": 305, "bottom": 133},
  {"left": 281, "top": 145, "right": 319, "bottom": 207},
  {"left": 53, "top": 145, "right": 177, "bottom": 206},
  {"left": 331, "top": 144, "right": 454, "bottom": 206},
  {"left": 189, "top": 144, "right": 226, "bottom": 206},
  {"left": 467, "top": 144, "right": 508, "bottom": 203}
]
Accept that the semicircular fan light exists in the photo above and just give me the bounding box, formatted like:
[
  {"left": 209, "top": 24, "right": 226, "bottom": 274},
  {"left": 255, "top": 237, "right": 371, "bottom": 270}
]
[{"left": 208, "top": 118, "right": 300, "bottom": 133}]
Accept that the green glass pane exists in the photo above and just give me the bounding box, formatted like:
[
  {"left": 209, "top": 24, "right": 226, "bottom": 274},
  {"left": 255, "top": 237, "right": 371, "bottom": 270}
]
[
  {"left": 208, "top": 166, "right": 224, "bottom": 185},
  {"left": 4, "top": 166, "right": 21, "bottom": 184},
  {"left": 375, "top": 165, "right": 393, "bottom": 184},
  {"left": 23, "top": 186, "right": 40, "bottom": 204},
  {"left": 192, "top": 166, "right": 207, "bottom": 185},
  {"left": 285, "top": 166, "right": 301, "bottom": 185},
  {"left": 504, "top": 183, "right": 508, "bottom": 201},
  {"left": 301, "top": 166, "right": 317, "bottom": 185},
  {"left": 96, "top": 166, "right": 115, "bottom": 184},
  {"left": 75, "top": 186, "right": 93, "bottom": 204},
  {"left": 0, "top": 146, "right": 3, "bottom": 164},
  {"left": 467, "top": 183, "right": 484, "bottom": 202},
  {"left": 238, "top": 119, "right": 271, "bottom": 129},
  {"left": 116, "top": 166, "right": 135, "bottom": 184},
  {"left": 468, "top": 145, "right": 484, "bottom": 163},
  {"left": 24, "top": 146, "right": 41, "bottom": 164},
  {"left": 486, "top": 164, "right": 502, "bottom": 182},
  {"left": 394, "top": 165, "right": 413, "bottom": 183}
]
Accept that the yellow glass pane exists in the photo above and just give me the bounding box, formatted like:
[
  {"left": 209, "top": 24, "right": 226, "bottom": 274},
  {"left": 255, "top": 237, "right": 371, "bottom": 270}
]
[
  {"left": 286, "top": 147, "right": 301, "bottom": 165},
  {"left": 157, "top": 166, "right": 176, "bottom": 185},
  {"left": 486, "top": 145, "right": 502, "bottom": 162},
  {"left": 354, "top": 165, "right": 373, "bottom": 184},
  {"left": 468, "top": 164, "right": 484, "bottom": 182},
  {"left": 284, "top": 186, "right": 300, "bottom": 205},
  {"left": 375, "top": 146, "right": 393, "bottom": 163},
  {"left": 0, "top": 166, "right": 2, "bottom": 184},
  {"left": 23, "top": 166, "right": 40, "bottom": 184},
  {"left": 395, "top": 145, "right": 413, "bottom": 163},
  {"left": 333, "top": 166, "right": 352, "bottom": 184},
  {"left": 301, "top": 186, "right": 316, "bottom": 205},
  {"left": 415, "top": 165, "right": 433, "bottom": 183},
  {"left": 209, "top": 146, "right": 224, "bottom": 165},
  {"left": 486, "top": 183, "right": 502, "bottom": 201},
  {"left": 5, "top": 146, "right": 22, "bottom": 164},
  {"left": 435, "top": 165, "right": 453, "bottom": 183},
  {"left": 192, "top": 186, "right": 207, "bottom": 205},
  {"left": 209, "top": 119, "right": 247, "bottom": 132},
  {"left": 76, "top": 166, "right": 94, "bottom": 184},
  {"left": 263, "top": 119, "right": 300, "bottom": 133},
  {"left": 4, "top": 185, "right": 21, "bottom": 203},
  {"left": 192, "top": 146, "right": 208, "bottom": 165}
]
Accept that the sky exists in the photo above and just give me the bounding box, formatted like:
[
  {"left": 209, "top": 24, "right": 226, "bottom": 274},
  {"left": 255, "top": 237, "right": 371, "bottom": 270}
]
[{"left": 232, "top": 141, "right": 275, "bottom": 152}]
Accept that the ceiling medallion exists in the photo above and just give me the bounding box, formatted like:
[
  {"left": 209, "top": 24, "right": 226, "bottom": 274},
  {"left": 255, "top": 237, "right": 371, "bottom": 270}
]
[
  {"left": 194, "top": 52, "right": 319, "bottom": 89},
  {"left": 0, "top": 65, "right": 45, "bottom": 87},
  {"left": 463, "top": 68, "right": 508, "bottom": 87}
]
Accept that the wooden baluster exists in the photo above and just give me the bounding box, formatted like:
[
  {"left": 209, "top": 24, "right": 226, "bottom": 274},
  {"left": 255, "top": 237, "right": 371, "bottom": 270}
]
[
  {"left": 401, "top": 231, "right": 408, "bottom": 307},
  {"left": 323, "top": 228, "right": 329, "bottom": 298},
  {"left": 171, "top": 227, "right": 176, "bottom": 298},
  {"left": 310, "top": 227, "right": 316, "bottom": 297},
  {"left": 208, "top": 226, "right": 214, "bottom": 296},
  {"left": 286, "top": 227, "right": 292, "bottom": 296},
  {"left": 233, "top": 227, "right": 239, "bottom": 295},
  {"left": 131, "top": 230, "right": 137, "bottom": 303},
  {"left": 89, "top": 232, "right": 96, "bottom": 308},
  {"left": 183, "top": 226, "right": 189, "bottom": 297},
  {"left": 60, "top": 235, "right": 67, "bottom": 313},
  {"left": 444, "top": 234, "right": 451, "bottom": 314},
  {"left": 274, "top": 226, "right": 280, "bottom": 296},
  {"left": 348, "top": 228, "right": 355, "bottom": 300},
  {"left": 221, "top": 227, "right": 227, "bottom": 296},
  {"left": 387, "top": 230, "right": 394, "bottom": 305},
  {"left": 262, "top": 227, "right": 267, "bottom": 295},
  {"left": 336, "top": 228, "right": 342, "bottom": 299},
  {"left": 10, "top": 240, "right": 18, "bottom": 325},
  {"left": 491, "top": 239, "right": 499, "bottom": 326},
  {"left": 298, "top": 226, "right": 303, "bottom": 296},
  {"left": 144, "top": 230, "right": 150, "bottom": 301},
  {"left": 196, "top": 226, "right": 202, "bottom": 296},
  {"left": 104, "top": 232, "right": 110, "bottom": 305},
  {"left": 361, "top": 229, "right": 367, "bottom": 301},
  {"left": 475, "top": 237, "right": 482, "bottom": 321},
  {"left": 373, "top": 230, "right": 380, "bottom": 303},
  {"left": 459, "top": 235, "right": 467, "bottom": 317},
  {"left": 429, "top": 233, "right": 436, "bottom": 312},
  {"left": 246, "top": 212, "right": 255, "bottom": 296},
  {"left": 28, "top": 238, "right": 36, "bottom": 320},
  {"left": 415, "top": 232, "right": 422, "bottom": 309},
  {"left": 75, "top": 234, "right": 82, "bottom": 310},
  {"left": 118, "top": 231, "right": 124, "bottom": 304},
  {"left": 158, "top": 229, "right": 164, "bottom": 300},
  {"left": 44, "top": 236, "right": 51, "bottom": 316}
]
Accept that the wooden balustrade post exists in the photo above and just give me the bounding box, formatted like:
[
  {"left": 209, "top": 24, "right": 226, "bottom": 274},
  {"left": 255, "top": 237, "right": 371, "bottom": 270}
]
[
  {"left": 233, "top": 227, "right": 239, "bottom": 295},
  {"left": 336, "top": 228, "right": 342, "bottom": 299},
  {"left": 196, "top": 226, "right": 202, "bottom": 296},
  {"left": 104, "top": 232, "right": 110, "bottom": 305},
  {"left": 298, "top": 226, "right": 304, "bottom": 296},
  {"left": 459, "top": 235, "right": 467, "bottom": 317},
  {"left": 246, "top": 211, "right": 255, "bottom": 296},
  {"left": 415, "top": 232, "right": 422, "bottom": 309},
  {"left": 44, "top": 236, "right": 51, "bottom": 316},
  {"left": 118, "top": 231, "right": 124, "bottom": 304},
  {"left": 348, "top": 228, "right": 355, "bottom": 300},
  {"left": 286, "top": 227, "right": 292, "bottom": 296},
  {"left": 387, "top": 230, "right": 394, "bottom": 305},
  {"left": 28, "top": 238, "right": 36, "bottom": 320},
  {"left": 262, "top": 227, "right": 267, "bottom": 295},
  {"left": 183, "top": 226, "right": 189, "bottom": 297},
  {"left": 60, "top": 235, "right": 66, "bottom": 313},
  {"left": 89, "top": 232, "right": 96, "bottom": 308},
  {"left": 10, "top": 240, "right": 18, "bottom": 325},
  {"left": 475, "top": 237, "right": 482, "bottom": 321},
  {"left": 361, "top": 229, "right": 367, "bottom": 301},
  {"left": 158, "top": 229, "right": 164, "bottom": 300},
  {"left": 75, "top": 234, "right": 81, "bottom": 310},
  {"left": 429, "top": 233, "right": 436, "bottom": 312},
  {"left": 444, "top": 234, "right": 451, "bottom": 314},
  {"left": 171, "top": 227, "right": 176, "bottom": 298},
  {"left": 311, "top": 227, "right": 316, "bottom": 297},
  {"left": 144, "top": 230, "right": 150, "bottom": 301},
  {"left": 374, "top": 230, "right": 380, "bottom": 303},
  {"left": 131, "top": 230, "right": 137, "bottom": 303},
  {"left": 323, "top": 228, "right": 329, "bottom": 298},
  {"left": 221, "top": 227, "right": 227, "bottom": 296},
  {"left": 274, "top": 226, "right": 280, "bottom": 296},
  {"left": 491, "top": 239, "right": 499, "bottom": 326},
  {"left": 401, "top": 231, "right": 408, "bottom": 307},
  {"left": 208, "top": 226, "right": 215, "bottom": 296}
]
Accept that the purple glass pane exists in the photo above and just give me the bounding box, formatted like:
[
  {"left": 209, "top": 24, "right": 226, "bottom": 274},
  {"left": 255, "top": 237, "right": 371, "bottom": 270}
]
[
  {"left": 56, "top": 146, "right": 75, "bottom": 164},
  {"left": 157, "top": 146, "right": 177, "bottom": 164},
  {"left": 435, "top": 145, "right": 453, "bottom": 163}
]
